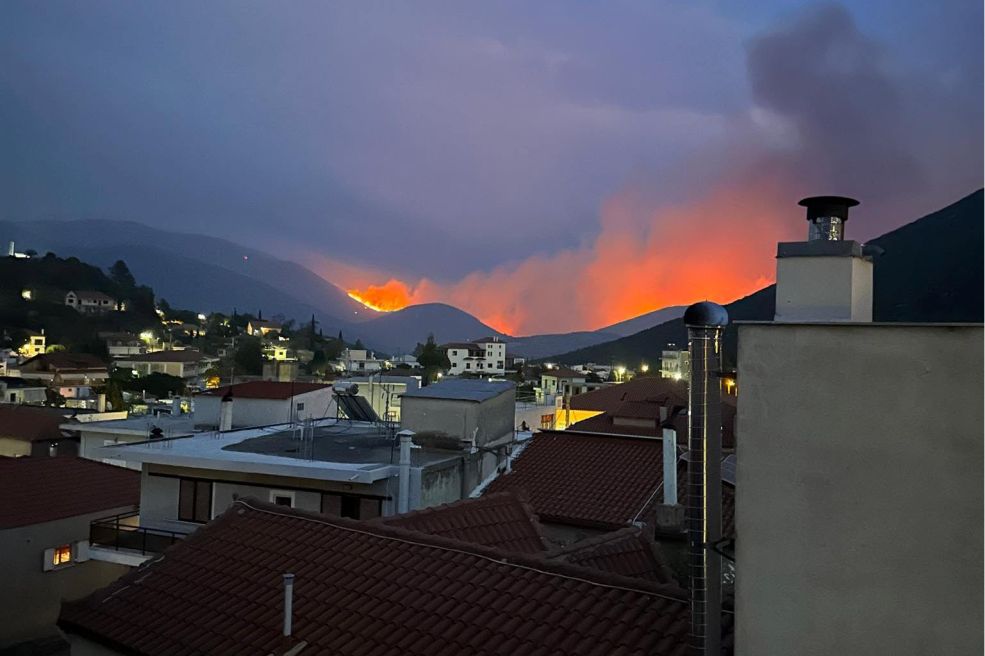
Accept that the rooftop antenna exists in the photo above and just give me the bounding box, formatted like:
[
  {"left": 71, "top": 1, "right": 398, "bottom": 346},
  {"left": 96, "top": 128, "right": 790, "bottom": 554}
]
[{"left": 684, "top": 301, "right": 728, "bottom": 656}]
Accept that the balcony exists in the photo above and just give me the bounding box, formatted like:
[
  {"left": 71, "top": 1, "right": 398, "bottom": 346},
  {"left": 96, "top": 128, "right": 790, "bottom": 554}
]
[{"left": 88, "top": 511, "right": 191, "bottom": 566}]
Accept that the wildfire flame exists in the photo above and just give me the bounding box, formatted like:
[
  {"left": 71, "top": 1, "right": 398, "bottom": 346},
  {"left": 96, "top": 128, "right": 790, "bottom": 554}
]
[{"left": 346, "top": 279, "right": 413, "bottom": 312}]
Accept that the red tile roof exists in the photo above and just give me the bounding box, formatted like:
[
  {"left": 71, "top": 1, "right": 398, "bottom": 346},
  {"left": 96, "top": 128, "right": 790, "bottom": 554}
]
[
  {"left": 20, "top": 352, "right": 107, "bottom": 372},
  {"left": 198, "top": 381, "right": 331, "bottom": 400},
  {"left": 548, "top": 527, "right": 677, "bottom": 584},
  {"left": 485, "top": 431, "right": 666, "bottom": 530},
  {"left": 0, "top": 457, "right": 139, "bottom": 529},
  {"left": 60, "top": 498, "right": 718, "bottom": 656},
  {"left": 568, "top": 377, "right": 687, "bottom": 411},
  {"left": 0, "top": 405, "right": 70, "bottom": 442},
  {"left": 378, "top": 492, "right": 548, "bottom": 554}
]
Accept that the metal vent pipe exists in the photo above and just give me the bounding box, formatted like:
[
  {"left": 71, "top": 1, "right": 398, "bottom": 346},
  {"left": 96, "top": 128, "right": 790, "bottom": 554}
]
[{"left": 684, "top": 301, "right": 728, "bottom": 656}]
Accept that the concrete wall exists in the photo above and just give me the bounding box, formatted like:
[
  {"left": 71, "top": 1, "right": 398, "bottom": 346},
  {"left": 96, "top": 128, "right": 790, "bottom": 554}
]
[
  {"left": 139, "top": 463, "right": 395, "bottom": 532},
  {"left": 403, "top": 390, "right": 514, "bottom": 449},
  {"left": 736, "top": 323, "right": 983, "bottom": 656},
  {"left": 0, "top": 508, "right": 135, "bottom": 647},
  {"left": 79, "top": 431, "right": 145, "bottom": 469},
  {"left": 775, "top": 255, "right": 873, "bottom": 322},
  {"left": 193, "top": 388, "right": 335, "bottom": 429}
]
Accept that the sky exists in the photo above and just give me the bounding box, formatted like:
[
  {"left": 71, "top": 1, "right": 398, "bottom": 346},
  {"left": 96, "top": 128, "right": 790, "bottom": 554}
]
[{"left": 2, "top": 1, "right": 981, "bottom": 334}]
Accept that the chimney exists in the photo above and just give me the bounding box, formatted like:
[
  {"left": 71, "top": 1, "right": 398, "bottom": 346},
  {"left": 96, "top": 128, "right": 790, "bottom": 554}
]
[
  {"left": 684, "top": 301, "right": 728, "bottom": 656},
  {"left": 775, "top": 195, "right": 873, "bottom": 322},
  {"left": 219, "top": 390, "right": 233, "bottom": 431},
  {"left": 397, "top": 430, "right": 414, "bottom": 513},
  {"left": 97, "top": 393, "right": 107, "bottom": 413},
  {"left": 7, "top": 241, "right": 14, "bottom": 257},
  {"left": 282, "top": 573, "right": 295, "bottom": 637}
]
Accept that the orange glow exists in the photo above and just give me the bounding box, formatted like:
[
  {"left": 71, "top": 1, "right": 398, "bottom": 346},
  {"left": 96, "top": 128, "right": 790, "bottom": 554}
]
[
  {"left": 315, "top": 176, "right": 802, "bottom": 335},
  {"left": 347, "top": 279, "right": 413, "bottom": 312}
]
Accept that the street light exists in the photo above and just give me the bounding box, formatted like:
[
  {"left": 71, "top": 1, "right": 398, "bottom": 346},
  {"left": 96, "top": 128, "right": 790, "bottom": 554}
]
[{"left": 641, "top": 363, "right": 649, "bottom": 374}]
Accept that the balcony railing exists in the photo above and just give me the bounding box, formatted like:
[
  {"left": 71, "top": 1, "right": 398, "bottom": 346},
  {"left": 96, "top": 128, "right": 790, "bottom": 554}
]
[{"left": 90, "top": 511, "right": 190, "bottom": 556}]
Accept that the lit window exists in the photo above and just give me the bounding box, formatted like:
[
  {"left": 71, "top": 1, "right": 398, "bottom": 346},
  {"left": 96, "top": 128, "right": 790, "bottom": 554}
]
[{"left": 53, "top": 545, "right": 72, "bottom": 566}]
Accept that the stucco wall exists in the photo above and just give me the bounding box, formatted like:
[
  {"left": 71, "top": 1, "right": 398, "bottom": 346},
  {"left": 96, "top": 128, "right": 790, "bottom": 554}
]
[
  {"left": 775, "top": 255, "right": 873, "bottom": 322},
  {"left": 736, "top": 323, "right": 983, "bottom": 656},
  {"left": 402, "top": 389, "right": 514, "bottom": 448},
  {"left": 193, "top": 388, "right": 335, "bottom": 429},
  {"left": 0, "top": 508, "right": 135, "bottom": 647}
]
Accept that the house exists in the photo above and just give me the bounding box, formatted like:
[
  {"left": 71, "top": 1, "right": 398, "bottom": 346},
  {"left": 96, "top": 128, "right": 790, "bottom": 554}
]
[
  {"left": 660, "top": 347, "right": 690, "bottom": 381},
  {"left": 66, "top": 413, "right": 197, "bottom": 469},
  {"left": 246, "top": 319, "right": 281, "bottom": 337},
  {"left": 444, "top": 336, "right": 507, "bottom": 375},
  {"left": 88, "top": 417, "right": 497, "bottom": 552},
  {"left": 194, "top": 381, "right": 335, "bottom": 429},
  {"left": 338, "top": 347, "right": 386, "bottom": 373},
  {"left": 18, "top": 330, "right": 46, "bottom": 358},
  {"left": 735, "top": 196, "right": 983, "bottom": 655},
  {"left": 390, "top": 353, "right": 420, "bottom": 368},
  {"left": 0, "top": 405, "right": 78, "bottom": 457},
  {"left": 58, "top": 497, "right": 725, "bottom": 655},
  {"left": 64, "top": 290, "right": 119, "bottom": 314},
  {"left": 100, "top": 332, "right": 144, "bottom": 357},
  {"left": 19, "top": 352, "right": 109, "bottom": 388},
  {"left": 537, "top": 366, "right": 587, "bottom": 401},
  {"left": 342, "top": 374, "right": 421, "bottom": 422},
  {"left": 0, "top": 457, "right": 138, "bottom": 649},
  {"left": 114, "top": 349, "right": 216, "bottom": 386},
  {"left": 0, "top": 376, "right": 47, "bottom": 405}
]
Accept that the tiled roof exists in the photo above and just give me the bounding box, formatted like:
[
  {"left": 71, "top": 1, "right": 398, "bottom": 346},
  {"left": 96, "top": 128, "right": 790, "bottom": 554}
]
[
  {"left": 569, "top": 377, "right": 687, "bottom": 411},
  {"left": 20, "top": 352, "right": 107, "bottom": 371},
  {"left": 0, "top": 405, "right": 69, "bottom": 442},
  {"left": 485, "top": 431, "right": 665, "bottom": 530},
  {"left": 0, "top": 457, "right": 139, "bottom": 529},
  {"left": 117, "top": 349, "right": 208, "bottom": 363},
  {"left": 568, "top": 377, "right": 736, "bottom": 448},
  {"left": 548, "top": 527, "right": 677, "bottom": 584},
  {"left": 198, "top": 381, "right": 331, "bottom": 400},
  {"left": 379, "top": 492, "right": 548, "bottom": 554},
  {"left": 59, "top": 498, "right": 717, "bottom": 656},
  {"left": 542, "top": 367, "right": 585, "bottom": 379}
]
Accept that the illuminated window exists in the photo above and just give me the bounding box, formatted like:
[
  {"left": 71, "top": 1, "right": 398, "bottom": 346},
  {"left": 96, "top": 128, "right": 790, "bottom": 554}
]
[
  {"left": 53, "top": 545, "right": 72, "bottom": 566},
  {"left": 540, "top": 414, "right": 554, "bottom": 429}
]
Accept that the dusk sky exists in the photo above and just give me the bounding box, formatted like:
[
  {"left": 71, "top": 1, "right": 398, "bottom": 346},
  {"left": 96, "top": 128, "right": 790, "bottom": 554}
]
[{"left": 2, "top": 1, "right": 981, "bottom": 334}]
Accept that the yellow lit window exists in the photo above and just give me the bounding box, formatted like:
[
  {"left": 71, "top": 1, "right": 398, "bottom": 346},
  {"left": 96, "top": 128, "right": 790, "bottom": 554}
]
[{"left": 53, "top": 545, "right": 72, "bottom": 566}]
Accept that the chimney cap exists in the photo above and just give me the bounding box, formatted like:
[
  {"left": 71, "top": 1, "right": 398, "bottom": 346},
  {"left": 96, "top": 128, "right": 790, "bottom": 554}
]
[
  {"left": 684, "top": 301, "right": 729, "bottom": 328},
  {"left": 798, "top": 196, "right": 859, "bottom": 221}
]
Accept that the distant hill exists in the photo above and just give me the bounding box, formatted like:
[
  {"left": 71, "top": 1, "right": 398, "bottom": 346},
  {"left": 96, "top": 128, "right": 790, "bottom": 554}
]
[
  {"left": 349, "top": 303, "right": 506, "bottom": 354},
  {"left": 508, "top": 331, "right": 621, "bottom": 359},
  {"left": 598, "top": 305, "right": 687, "bottom": 337},
  {"left": 0, "top": 219, "right": 375, "bottom": 329},
  {"left": 549, "top": 189, "right": 984, "bottom": 367}
]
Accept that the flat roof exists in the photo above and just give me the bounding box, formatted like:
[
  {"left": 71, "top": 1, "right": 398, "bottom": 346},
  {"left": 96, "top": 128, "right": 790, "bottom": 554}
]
[
  {"left": 95, "top": 418, "right": 459, "bottom": 484},
  {"left": 63, "top": 414, "right": 196, "bottom": 436},
  {"left": 402, "top": 379, "right": 514, "bottom": 402}
]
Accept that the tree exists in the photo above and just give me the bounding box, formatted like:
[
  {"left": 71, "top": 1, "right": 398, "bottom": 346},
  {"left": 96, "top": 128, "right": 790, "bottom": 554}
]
[
  {"left": 416, "top": 334, "right": 450, "bottom": 384},
  {"left": 109, "top": 260, "right": 136, "bottom": 288},
  {"left": 354, "top": 338, "right": 365, "bottom": 350},
  {"left": 233, "top": 337, "right": 263, "bottom": 375}
]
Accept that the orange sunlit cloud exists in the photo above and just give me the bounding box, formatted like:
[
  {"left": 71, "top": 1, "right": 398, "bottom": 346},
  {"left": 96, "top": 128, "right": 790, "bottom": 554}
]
[{"left": 321, "top": 176, "right": 802, "bottom": 335}]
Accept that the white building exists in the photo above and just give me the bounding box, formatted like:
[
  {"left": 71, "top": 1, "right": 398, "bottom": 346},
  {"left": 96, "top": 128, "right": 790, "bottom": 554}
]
[
  {"left": 193, "top": 381, "right": 335, "bottom": 429},
  {"left": 444, "top": 337, "right": 507, "bottom": 375},
  {"left": 338, "top": 348, "right": 386, "bottom": 373},
  {"left": 659, "top": 348, "right": 689, "bottom": 381},
  {"left": 0, "top": 377, "right": 47, "bottom": 405},
  {"left": 115, "top": 349, "right": 216, "bottom": 387},
  {"left": 64, "top": 290, "right": 119, "bottom": 315},
  {"left": 342, "top": 374, "right": 421, "bottom": 422}
]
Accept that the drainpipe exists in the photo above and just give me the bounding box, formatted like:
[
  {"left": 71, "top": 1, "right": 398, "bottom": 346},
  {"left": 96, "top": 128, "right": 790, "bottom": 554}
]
[
  {"left": 662, "top": 424, "right": 677, "bottom": 505},
  {"left": 397, "top": 430, "right": 414, "bottom": 514},
  {"left": 282, "top": 573, "right": 295, "bottom": 637},
  {"left": 684, "top": 301, "right": 728, "bottom": 656}
]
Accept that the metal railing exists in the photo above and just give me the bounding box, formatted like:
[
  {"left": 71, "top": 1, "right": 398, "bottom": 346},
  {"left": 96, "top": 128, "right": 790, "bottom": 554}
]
[{"left": 89, "top": 510, "right": 190, "bottom": 556}]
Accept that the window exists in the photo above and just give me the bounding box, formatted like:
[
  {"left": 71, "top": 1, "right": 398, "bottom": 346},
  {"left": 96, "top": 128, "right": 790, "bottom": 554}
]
[
  {"left": 53, "top": 545, "right": 72, "bottom": 566},
  {"left": 321, "top": 493, "right": 382, "bottom": 519},
  {"left": 270, "top": 490, "right": 295, "bottom": 507},
  {"left": 296, "top": 402, "right": 305, "bottom": 412},
  {"left": 540, "top": 413, "right": 554, "bottom": 429},
  {"left": 178, "top": 478, "right": 213, "bottom": 523},
  {"left": 465, "top": 362, "right": 471, "bottom": 369}
]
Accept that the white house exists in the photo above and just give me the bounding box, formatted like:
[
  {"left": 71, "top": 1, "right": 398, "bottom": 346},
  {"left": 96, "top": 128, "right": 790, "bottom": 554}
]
[
  {"left": 114, "top": 349, "right": 217, "bottom": 387},
  {"left": 0, "top": 377, "right": 47, "bottom": 405},
  {"left": 193, "top": 381, "right": 335, "bottom": 429},
  {"left": 64, "top": 290, "right": 119, "bottom": 315},
  {"left": 338, "top": 348, "right": 386, "bottom": 373},
  {"left": 660, "top": 348, "right": 690, "bottom": 381},
  {"left": 444, "top": 336, "right": 507, "bottom": 375}
]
